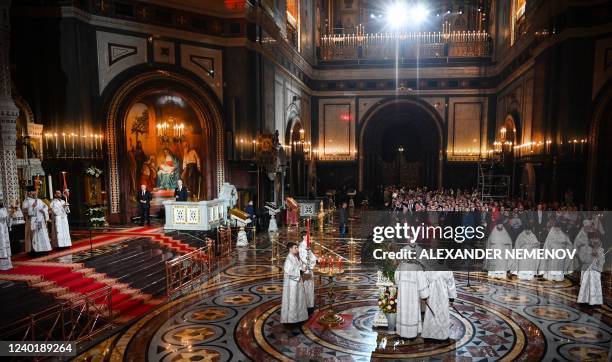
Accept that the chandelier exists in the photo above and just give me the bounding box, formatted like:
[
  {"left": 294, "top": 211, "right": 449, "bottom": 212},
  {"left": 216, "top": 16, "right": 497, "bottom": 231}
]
[{"left": 156, "top": 116, "right": 185, "bottom": 144}]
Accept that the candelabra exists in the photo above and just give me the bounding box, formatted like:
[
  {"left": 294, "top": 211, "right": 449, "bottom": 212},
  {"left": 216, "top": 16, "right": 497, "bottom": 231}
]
[{"left": 315, "top": 256, "right": 345, "bottom": 326}]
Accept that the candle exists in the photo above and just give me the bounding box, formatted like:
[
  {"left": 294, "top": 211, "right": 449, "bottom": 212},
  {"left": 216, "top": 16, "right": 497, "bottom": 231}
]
[
  {"left": 48, "top": 174, "right": 53, "bottom": 198},
  {"left": 71, "top": 133, "right": 75, "bottom": 156},
  {"left": 320, "top": 256, "right": 326, "bottom": 269},
  {"left": 54, "top": 133, "right": 58, "bottom": 156},
  {"left": 44, "top": 134, "right": 49, "bottom": 155},
  {"left": 62, "top": 133, "right": 66, "bottom": 155},
  {"left": 61, "top": 171, "right": 67, "bottom": 192}
]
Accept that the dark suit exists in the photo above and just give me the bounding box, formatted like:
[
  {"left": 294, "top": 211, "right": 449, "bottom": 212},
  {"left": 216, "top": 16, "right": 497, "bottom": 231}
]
[
  {"left": 137, "top": 190, "right": 152, "bottom": 225},
  {"left": 174, "top": 186, "right": 188, "bottom": 201}
]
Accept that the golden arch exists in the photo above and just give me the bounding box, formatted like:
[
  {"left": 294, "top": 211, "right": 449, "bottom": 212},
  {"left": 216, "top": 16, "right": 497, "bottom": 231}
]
[{"left": 103, "top": 70, "right": 225, "bottom": 216}]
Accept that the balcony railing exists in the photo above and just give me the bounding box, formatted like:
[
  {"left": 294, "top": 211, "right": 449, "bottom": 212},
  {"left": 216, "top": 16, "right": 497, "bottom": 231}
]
[
  {"left": 0, "top": 287, "right": 115, "bottom": 348},
  {"left": 166, "top": 244, "right": 213, "bottom": 299},
  {"left": 319, "top": 30, "right": 490, "bottom": 62}
]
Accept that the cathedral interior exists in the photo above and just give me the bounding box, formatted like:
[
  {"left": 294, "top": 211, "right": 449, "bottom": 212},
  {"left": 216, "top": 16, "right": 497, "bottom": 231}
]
[{"left": 0, "top": 0, "right": 611, "bottom": 361}]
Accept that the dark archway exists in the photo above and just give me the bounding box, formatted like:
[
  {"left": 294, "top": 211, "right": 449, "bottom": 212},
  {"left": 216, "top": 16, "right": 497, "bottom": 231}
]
[
  {"left": 587, "top": 81, "right": 612, "bottom": 209},
  {"left": 359, "top": 99, "right": 443, "bottom": 194}
]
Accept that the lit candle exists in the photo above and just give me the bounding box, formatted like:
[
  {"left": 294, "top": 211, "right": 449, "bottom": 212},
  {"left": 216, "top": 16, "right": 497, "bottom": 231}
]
[
  {"left": 48, "top": 174, "right": 53, "bottom": 198},
  {"left": 71, "top": 133, "right": 75, "bottom": 156},
  {"left": 62, "top": 133, "right": 66, "bottom": 156}
]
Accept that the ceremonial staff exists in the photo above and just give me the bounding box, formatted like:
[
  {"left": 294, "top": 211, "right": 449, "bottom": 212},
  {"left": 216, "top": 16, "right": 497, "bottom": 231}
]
[{"left": 61, "top": 171, "right": 70, "bottom": 213}]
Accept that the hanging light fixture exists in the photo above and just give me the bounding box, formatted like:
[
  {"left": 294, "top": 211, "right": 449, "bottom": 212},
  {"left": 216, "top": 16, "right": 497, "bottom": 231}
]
[{"left": 156, "top": 90, "right": 185, "bottom": 144}]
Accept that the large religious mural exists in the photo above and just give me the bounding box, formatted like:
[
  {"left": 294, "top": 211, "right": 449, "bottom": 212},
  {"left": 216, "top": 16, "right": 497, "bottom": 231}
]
[{"left": 124, "top": 93, "right": 207, "bottom": 207}]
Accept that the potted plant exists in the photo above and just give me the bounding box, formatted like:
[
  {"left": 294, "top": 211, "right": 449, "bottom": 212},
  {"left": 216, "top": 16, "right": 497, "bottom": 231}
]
[{"left": 378, "top": 286, "right": 397, "bottom": 333}]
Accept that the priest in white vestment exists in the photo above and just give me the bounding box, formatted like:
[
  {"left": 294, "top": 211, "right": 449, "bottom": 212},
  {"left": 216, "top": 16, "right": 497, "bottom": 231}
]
[
  {"left": 281, "top": 242, "right": 309, "bottom": 324},
  {"left": 394, "top": 258, "right": 428, "bottom": 339},
  {"left": 540, "top": 225, "right": 573, "bottom": 281},
  {"left": 485, "top": 223, "right": 513, "bottom": 279},
  {"left": 421, "top": 270, "right": 456, "bottom": 340},
  {"left": 511, "top": 228, "right": 540, "bottom": 280},
  {"left": 577, "top": 234, "right": 605, "bottom": 305},
  {"left": 21, "top": 187, "right": 36, "bottom": 253},
  {"left": 50, "top": 191, "right": 72, "bottom": 248},
  {"left": 0, "top": 203, "right": 12, "bottom": 270},
  {"left": 299, "top": 233, "right": 317, "bottom": 313},
  {"left": 22, "top": 188, "right": 52, "bottom": 253},
  {"left": 572, "top": 219, "right": 593, "bottom": 271}
]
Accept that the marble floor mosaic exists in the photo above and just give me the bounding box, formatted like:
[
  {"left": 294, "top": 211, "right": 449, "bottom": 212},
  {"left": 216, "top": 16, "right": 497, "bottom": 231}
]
[{"left": 77, "top": 216, "right": 611, "bottom": 362}]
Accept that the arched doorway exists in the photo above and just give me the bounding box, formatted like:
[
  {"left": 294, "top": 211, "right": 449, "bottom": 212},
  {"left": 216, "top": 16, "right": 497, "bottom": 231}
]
[
  {"left": 587, "top": 82, "right": 612, "bottom": 209},
  {"left": 104, "top": 70, "right": 224, "bottom": 221},
  {"left": 358, "top": 99, "right": 443, "bottom": 193}
]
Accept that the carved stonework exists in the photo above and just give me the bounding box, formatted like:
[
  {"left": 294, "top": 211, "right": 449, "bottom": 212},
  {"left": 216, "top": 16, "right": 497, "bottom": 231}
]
[{"left": 0, "top": 0, "right": 20, "bottom": 206}]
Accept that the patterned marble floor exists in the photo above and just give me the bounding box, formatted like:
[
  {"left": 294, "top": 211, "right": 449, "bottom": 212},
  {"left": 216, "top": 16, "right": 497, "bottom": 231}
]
[{"left": 78, "top": 218, "right": 612, "bottom": 362}]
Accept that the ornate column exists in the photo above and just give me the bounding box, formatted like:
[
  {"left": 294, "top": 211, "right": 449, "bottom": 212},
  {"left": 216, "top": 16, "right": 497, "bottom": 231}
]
[{"left": 0, "top": 0, "right": 20, "bottom": 206}]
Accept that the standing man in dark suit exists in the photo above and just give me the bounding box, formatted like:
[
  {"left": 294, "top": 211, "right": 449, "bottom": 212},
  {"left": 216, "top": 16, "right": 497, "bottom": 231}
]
[
  {"left": 137, "top": 184, "right": 152, "bottom": 226},
  {"left": 174, "top": 179, "right": 188, "bottom": 202}
]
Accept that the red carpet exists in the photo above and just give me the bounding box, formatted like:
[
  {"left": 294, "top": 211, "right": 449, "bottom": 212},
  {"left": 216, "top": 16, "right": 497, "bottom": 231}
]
[{"left": 0, "top": 264, "right": 154, "bottom": 319}]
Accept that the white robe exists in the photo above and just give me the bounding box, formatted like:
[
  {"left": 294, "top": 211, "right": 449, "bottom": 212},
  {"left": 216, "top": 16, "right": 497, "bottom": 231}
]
[
  {"left": 421, "top": 271, "right": 456, "bottom": 340},
  {"left": 299, "top": 239, "right": 317, "bottom": 308},
  {"left": 394, "top": 262, "right": 428, "bottom": 338},
  {"left": 577, "top": 245, "right": 604, "bottom": 305},
  {"left": 24, "top": 198, "right": 52, "bottom": 252},
  {"left": 540, "top": 227, "right": 573, "bottom": 281},
  {"left": 572, "top": 224, "right": 591, "bottom": 271},
  {"left": 280, "top": 253, "right": 308, "bottom": 323},
  {"left": 485, "top": 226, "right": 513, "bottom": 279},
  {"left": 50, "top": 198, "right": 72, "bottom": 248},
  {"left": 511, "top": 230, "right": 540, "bottom": 280},
  {"left": 0, "top": 207, "right": 12, "bottom": 270}
]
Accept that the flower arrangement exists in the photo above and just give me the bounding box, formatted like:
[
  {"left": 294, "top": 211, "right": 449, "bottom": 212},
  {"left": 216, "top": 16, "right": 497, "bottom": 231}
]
[
  {"left": 378, "top": 288, "right": 397, "bottom": 314},
  {"left": 85, "top": 206, "right": 108, "bottom": 227},
  {"left": 85, "top": 166, "right": 103, "bottom": 178}
]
